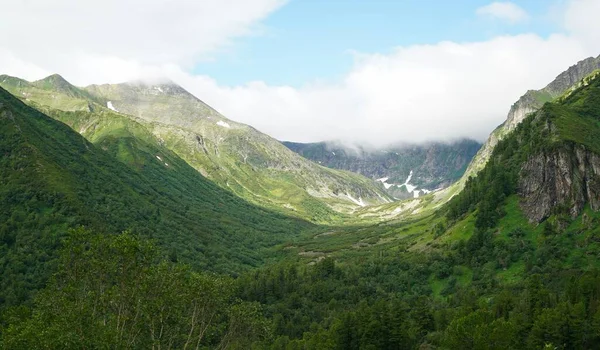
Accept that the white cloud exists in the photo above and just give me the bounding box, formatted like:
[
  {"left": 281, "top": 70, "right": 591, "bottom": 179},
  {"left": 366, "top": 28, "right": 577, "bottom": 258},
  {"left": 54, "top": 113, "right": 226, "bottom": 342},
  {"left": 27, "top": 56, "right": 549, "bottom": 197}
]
[
  {"left": 0, "top": 0, "right": 285, "bottom": 72},
  {"left": 564, "top": 0, "right": 600, "bottom": 46},
  {"left": 1, "top": 0, "right": 600, "bottom": 147},
  {"left": 176, "top": 34, "right": 590, "bottom": 146},
  {"left": 476, "top": 2, "right": 530, "bottom": 24}
]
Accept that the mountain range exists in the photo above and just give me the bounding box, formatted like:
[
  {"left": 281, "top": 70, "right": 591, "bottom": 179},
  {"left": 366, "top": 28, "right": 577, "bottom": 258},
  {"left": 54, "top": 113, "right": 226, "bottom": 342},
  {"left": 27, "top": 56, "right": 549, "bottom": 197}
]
[
  {"left": 283, "top": 139, "right": 481, "bottom": 199},
  {"left": 2, "top": 54, "right": 600, "bottom": 348},
  {"left": 0, "top": 74, "right": 392, "bottom": 224}
]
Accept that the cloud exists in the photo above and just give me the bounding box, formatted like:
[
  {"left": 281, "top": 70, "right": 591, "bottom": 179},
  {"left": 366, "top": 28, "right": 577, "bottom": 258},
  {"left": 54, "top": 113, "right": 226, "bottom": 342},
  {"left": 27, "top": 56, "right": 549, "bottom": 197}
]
[
  {"left": 476, "top": 2, "right": 530, "bottom": 24},
  {"left": 0, "top": 0, "right": 286, "bottom": 71},
  {"left": 177, "top": 34, "right": 590, "bottom": 146},
  {"left": 1, "top": 0, "right": 600, "bottom": 147},
  {"left": 564, "top": 0, "right": 600, "bottom": 46}
]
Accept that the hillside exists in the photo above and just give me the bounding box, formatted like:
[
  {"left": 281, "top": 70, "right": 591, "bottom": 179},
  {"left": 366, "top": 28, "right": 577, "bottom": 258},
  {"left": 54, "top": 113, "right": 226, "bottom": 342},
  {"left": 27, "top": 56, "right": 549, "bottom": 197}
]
[
  {"left": 0, "top": 86, "right": 314, "bottom": 308},
  {"left": 462, "top": 54, "right": 600, "bottom": 180},
  {"left": 283, "top": 139, "right": 481, "bottom": 199},
  {"left": 0, "top": 75, "right": 392, "bottom": 224}
]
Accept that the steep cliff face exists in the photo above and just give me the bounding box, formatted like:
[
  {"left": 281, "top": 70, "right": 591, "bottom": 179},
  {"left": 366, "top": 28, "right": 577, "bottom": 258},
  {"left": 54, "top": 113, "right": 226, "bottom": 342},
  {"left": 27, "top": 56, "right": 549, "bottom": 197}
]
[{"left": 519, "top": 144, "right": 600, "bottom": 223}]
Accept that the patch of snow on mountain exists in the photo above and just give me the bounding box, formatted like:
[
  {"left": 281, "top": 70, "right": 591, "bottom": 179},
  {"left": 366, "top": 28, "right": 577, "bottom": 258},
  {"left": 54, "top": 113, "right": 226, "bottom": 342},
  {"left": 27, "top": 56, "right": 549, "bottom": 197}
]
[
  {"left": 154, "top": 86, "right": 164, "bottom": 93},
  {"left": 421, "top": 189, "right": 431, "bottom": 194},
  {"left": 399, "top": 170, "right": 418, "bottom": 193},
  {"left": 376, "top": 177, "right": 395, "bottom": 189},
  {"left": 216, "top": 121, "right": 231, "bottom": 128},
  {"left": 332, "top": 151, "right": 336, "bottom": 156},
  {"left": 107, "top": 101, "right": 118, "bottom": 112},
  {"left": 346, "top": 193, "right": 366, "bottom": 207},
  {"left": 156, "top": 155, "right": 163, "bottom": 161}
]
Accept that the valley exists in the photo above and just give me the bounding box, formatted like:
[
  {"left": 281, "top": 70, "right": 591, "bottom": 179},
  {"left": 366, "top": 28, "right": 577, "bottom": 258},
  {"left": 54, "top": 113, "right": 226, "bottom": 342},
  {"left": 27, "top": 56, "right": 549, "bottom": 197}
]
[{"left": 2, "top": 41, "right": 600, "bottom": 349}]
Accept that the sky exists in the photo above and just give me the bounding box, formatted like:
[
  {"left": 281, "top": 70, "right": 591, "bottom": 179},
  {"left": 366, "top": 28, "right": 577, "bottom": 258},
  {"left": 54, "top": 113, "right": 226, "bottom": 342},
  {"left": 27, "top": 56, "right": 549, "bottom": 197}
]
[{"left": 1, "top": 0, "right": 600, "bottom": 147}]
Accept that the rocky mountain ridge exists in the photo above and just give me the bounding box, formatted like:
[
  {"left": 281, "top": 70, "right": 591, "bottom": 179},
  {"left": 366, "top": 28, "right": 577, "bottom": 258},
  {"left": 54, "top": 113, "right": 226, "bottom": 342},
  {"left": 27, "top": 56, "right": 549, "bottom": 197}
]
[{"left": 463, "top": 55, "right": 600, "bottom": 180}]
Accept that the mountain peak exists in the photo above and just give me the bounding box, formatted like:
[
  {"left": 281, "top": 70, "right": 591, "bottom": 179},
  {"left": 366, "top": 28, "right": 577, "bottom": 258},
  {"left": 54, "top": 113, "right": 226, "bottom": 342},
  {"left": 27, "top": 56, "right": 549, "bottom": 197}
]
[
  {"left": 35, "top": 73, "right": 70, "bottom": 86},
  {"left": 33, "top": 74, "right": 80, "bottom": 94}
]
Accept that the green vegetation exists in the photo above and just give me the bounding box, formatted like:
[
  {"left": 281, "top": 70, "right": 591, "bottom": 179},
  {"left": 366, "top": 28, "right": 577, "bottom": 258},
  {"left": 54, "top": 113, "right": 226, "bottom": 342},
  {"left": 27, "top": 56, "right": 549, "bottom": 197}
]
[
  {"left": 2, "top": 229, "right": 269, "bottom": 349},
  {"left": 2, "top": 69, "right": 600, "bottom": 349},
  {"left": 0, "top": 75, "right": 393, "bottom": 225},
  {"left": 0, "top": 86, "right": 314, "bottom": 309}
]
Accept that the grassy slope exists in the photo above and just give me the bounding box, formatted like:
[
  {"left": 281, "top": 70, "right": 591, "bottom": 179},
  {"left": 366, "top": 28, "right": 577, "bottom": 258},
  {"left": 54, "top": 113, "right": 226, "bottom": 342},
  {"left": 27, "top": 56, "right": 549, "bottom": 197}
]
[
  {"left": 0, "top": 86, "right": 316, "bottom": 307},
  {"left": 82, "top": 83, "right": 393, "bottom": 222}
]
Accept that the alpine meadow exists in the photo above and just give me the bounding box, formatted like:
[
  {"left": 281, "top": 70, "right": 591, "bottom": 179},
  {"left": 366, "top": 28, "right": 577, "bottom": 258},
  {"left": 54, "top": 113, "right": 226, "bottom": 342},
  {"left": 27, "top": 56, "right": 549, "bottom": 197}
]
[{"left": 2, "top": 1, "right": 600, "bottom": 349}]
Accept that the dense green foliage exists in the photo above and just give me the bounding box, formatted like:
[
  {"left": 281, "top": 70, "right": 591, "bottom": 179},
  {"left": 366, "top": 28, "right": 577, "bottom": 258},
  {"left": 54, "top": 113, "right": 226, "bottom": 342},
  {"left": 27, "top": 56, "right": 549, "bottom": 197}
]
[
  {"left": 0, "top": 86, "right": 313, "bottom": 310},
  {"left": 2, "top": 229, "right": 269, "bottom": 349},
  {"left": 4, "top": 209, "right": 600, "bottom": 349}
]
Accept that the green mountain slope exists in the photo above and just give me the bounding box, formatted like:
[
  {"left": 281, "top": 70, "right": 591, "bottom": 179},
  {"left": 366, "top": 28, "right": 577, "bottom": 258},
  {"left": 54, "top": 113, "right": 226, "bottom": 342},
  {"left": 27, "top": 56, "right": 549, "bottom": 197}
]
[
  {"left": 462, "top": 54, "right": 600, "bottom": 181},
  {"left": 447, "top": 70, "right": 600, "bottom": 229},
  {"left": 0, "top": 86, "right": 314, "bottom": 308},
  {"left": 283, "top": 139, "right": 481, "bottom": 199},
  {"left": 85, "top": 82, "right": 393, "bottom": 220},
  {"left": 0, "top": 76, "right": 392, "bottom": 224}
]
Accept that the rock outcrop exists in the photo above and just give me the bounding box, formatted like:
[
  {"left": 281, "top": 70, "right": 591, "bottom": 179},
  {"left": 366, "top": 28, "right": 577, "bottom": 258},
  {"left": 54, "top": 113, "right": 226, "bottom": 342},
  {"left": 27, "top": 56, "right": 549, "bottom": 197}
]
[{"left": 519, "top": 144, "right": 600, "bottom": 223}]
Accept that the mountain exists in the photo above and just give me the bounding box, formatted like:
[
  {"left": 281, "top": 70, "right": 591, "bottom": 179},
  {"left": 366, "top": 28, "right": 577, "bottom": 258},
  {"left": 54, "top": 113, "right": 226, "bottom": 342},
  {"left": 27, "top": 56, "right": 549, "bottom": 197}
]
[
  {"left": 0, "top": 85, "right": 314, "bottom": 308},
  {"left": 0, "top": 76, "right": 392, "bottom": 224},
  {"left": 448, "top": 69, "right": 600, "bottom": 227},
  {"left": 6, "top": 69, "right": 600, "bottom": 349},
  {"left": 283, "top": 139, "right": 481, "bottom": 199},
  {"left": 462, "top": 55, "right": 600, "bottom": 180}
]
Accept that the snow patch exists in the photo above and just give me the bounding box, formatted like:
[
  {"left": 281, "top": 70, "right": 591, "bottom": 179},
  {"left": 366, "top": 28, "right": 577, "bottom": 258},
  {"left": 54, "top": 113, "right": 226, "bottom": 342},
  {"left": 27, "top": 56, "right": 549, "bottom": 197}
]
[
  {"left": 332, "top": 151, "right": 336, "bottom": 156},
  {"left": 399, "top": 170, "right": 418, "bottom": 196},
  {"left": 106, "top": 101, "right": 118, "bottom": 112},
  {"left": 376, "top": 177, "right": 395, "bottom": 190},
  {"left": 164, "top": 163, "right": 169, "bottom": 167},
  {"left": 154, "top": 86, "right": 164, "bottom": 93},
  {"left": 156, "top": 155, "right": 163, "bottom": 161},
  {"left": 346, "top": 193, "right": 366, "bottom": 207},
  {"left": 216, "top": 120, "right": 231, "bottom": 128}
]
